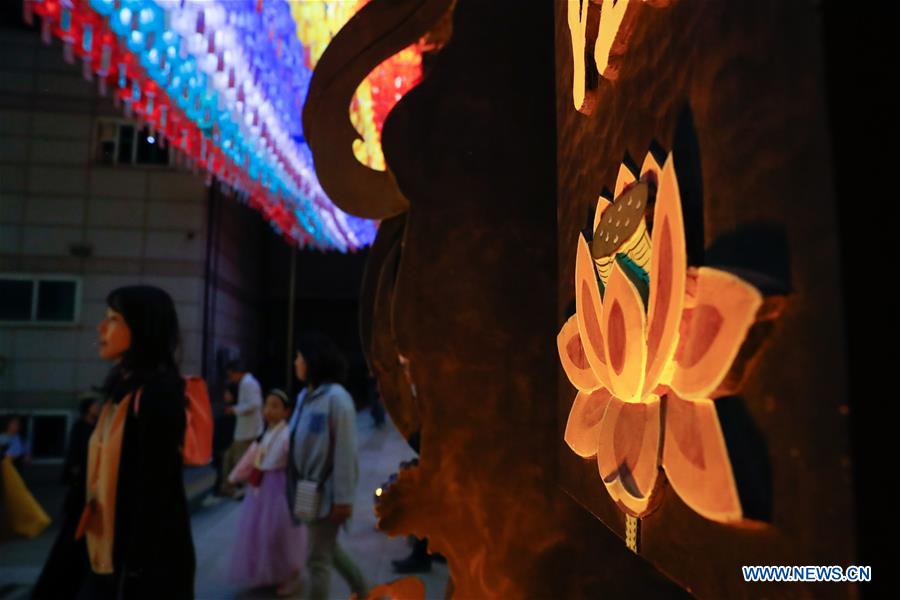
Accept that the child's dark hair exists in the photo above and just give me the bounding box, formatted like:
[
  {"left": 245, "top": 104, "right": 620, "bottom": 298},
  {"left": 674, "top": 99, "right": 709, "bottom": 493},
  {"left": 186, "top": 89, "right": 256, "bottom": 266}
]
[{"left": 267, "top": 388, "right": 292, "bottom": 410}]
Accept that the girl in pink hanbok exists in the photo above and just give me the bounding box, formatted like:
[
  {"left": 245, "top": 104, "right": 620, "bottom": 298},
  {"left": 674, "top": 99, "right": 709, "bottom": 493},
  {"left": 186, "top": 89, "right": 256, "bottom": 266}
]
[{"left": 228, "top": 389, "right": 306, "bottom": 596}]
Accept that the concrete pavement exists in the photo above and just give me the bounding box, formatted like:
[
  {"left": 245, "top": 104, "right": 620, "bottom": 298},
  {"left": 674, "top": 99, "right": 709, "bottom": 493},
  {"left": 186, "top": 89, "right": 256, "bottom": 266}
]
[{"left": 0, "top": 411, "right": 448, "bottom": 599}]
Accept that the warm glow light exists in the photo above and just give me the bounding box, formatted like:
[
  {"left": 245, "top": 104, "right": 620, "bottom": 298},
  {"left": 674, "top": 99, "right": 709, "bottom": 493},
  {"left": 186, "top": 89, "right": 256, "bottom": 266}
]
[
  {"left": 375, "top": 487, "right": 383, "bottom": 497},
  {"left": 559, "top": 150, "right": 783, "bottom": 523},
  {"left": 567, "top": 0, "right": 671, "bottom": 114}
]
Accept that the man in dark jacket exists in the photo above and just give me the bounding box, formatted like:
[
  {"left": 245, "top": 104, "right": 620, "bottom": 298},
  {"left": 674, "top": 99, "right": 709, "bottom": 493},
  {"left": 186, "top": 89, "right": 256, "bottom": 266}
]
[
  {"left": 31, "top": 391, "right": 102, "bottom": 598},
  {"left": 62, "top": 393, "right": 102, "bottom": 489}
]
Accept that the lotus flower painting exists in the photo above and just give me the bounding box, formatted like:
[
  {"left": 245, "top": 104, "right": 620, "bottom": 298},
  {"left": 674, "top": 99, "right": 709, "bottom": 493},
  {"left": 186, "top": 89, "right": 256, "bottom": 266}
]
[{"left": 558, "top": 150, "right": 782, "bottom": 524}]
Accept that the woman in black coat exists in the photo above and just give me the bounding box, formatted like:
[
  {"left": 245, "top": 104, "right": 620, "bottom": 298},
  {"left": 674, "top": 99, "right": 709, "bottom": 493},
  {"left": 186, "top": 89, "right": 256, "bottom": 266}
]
[{"left": 34, "top": 285, "right": 195, "bottom": 599}]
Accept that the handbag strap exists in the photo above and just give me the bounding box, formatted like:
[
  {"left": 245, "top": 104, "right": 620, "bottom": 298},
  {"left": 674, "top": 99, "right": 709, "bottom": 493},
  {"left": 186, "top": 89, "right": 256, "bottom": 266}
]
[{"left": 289, "top": 384, "right": 336, "bottom": 486}]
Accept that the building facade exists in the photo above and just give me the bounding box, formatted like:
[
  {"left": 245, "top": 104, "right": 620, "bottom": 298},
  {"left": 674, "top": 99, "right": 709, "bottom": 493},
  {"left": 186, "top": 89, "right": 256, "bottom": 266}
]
[{"left": 0, "top": 20, "right": 261, "bottom": 460}]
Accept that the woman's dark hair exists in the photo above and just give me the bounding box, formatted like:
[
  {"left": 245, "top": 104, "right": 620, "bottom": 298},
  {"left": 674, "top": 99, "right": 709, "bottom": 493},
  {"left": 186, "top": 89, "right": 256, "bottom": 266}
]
[
  {"left": 295, "top": 332, "right": 348, "bottom": 388},
  {"left": 102, "top": 285, "right": 181, "bottom": 399}
]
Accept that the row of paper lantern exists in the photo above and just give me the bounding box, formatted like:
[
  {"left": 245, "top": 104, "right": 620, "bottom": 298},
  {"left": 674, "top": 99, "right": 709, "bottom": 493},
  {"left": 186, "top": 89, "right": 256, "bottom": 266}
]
[
  {"left": 289, "top": 1, "right": 423, "bottom": 172},
  {"left": 25, "top": 0, "right": 375, "bottom": 251}
]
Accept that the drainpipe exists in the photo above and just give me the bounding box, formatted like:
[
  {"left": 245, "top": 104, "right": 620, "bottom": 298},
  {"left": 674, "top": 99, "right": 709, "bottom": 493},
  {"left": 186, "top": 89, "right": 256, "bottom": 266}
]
[
  {"left": 201, "top": 181, "right": 219, "bottom": 379},
  {"left": 285, "top": 244, "right": 297, "bottom": 391}
]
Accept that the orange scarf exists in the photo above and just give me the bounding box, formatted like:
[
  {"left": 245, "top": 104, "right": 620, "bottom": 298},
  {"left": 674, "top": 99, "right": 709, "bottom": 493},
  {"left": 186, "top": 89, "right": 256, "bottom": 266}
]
[{"left": 77, "top": 395, "right": 132, "bottom": 574}]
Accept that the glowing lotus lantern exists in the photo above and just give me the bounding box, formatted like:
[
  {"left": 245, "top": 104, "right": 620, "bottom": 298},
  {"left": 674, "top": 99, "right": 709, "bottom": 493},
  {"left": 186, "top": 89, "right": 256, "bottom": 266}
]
[{"left": 559, "top": 151, "right": 783, "bottom": 522}]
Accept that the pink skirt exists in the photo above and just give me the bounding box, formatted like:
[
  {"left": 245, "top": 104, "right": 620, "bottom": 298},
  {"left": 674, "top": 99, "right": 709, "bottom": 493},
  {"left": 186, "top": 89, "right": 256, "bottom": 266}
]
[{"left": 228, "top": 468, "right": 307, "bottom": 587}]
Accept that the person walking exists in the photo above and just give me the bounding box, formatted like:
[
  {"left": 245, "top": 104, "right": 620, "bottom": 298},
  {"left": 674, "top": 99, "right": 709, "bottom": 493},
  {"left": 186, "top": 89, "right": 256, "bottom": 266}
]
[
  {"left": 0, "top": 415, "right": 50, "bottom": 542},
  {"left": 210, "top": 383, "right": 238, "bottom": 499},
  {"left": 62, "top": 393, "right": 102, "bottom": 489},
  {"left": 33, "top": 285, "right": 195, "bottom": 599},
  {"left": 227, "top": 389, "right": 307, "bottom": 596},
  {"left": 30, "top": 393, "right": 101, "bottom": 595},
  {"left": 287, "top": 333, "right": 368, "bottom": 600},
  {"left": 0, "top": 416, "right": 30, "bottom": 470},
  {"left": 221, "top": 361, "right": 264, "bottom": 498}
]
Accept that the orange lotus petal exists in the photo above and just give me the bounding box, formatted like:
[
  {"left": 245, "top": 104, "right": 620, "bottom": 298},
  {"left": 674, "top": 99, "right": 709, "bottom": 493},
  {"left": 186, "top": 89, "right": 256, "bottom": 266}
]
[
  {"left": 639, "top": 150, "right": 662, "bottom": 181},
  {"left": 614, "top": 162, "right": 638, "bottom": 199},
  {"left": 574, "top": 233, "right": 612, "bottom": 389},
  {"left": 564, "top": 388, "right": 614, "bottom": 458},
  {"left": 593, "top": 193, "right": 613, "bottom": 237},
  {"left": 557, "top": 315, "right": 600, "bottom": 392},
  {"left": 671, "top": 267, "right": 763, "bottom": 400},
  {"left": 644, "top": 153, "right": 686, "bottom": 396},
  {"left": 596, "top": 394, "right": 661, "bottom": 516},
  {"left": 662, "top": 391, "right": 742, "bottom": 523},
  {"left": 602, "top": 259, "right": 647, "bottom": 402}
]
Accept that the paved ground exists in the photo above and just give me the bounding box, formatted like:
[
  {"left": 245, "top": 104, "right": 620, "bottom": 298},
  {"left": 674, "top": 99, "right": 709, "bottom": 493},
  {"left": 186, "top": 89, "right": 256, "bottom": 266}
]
[{"left": 0, "top": 412, "right": 448, "bottom": 599}]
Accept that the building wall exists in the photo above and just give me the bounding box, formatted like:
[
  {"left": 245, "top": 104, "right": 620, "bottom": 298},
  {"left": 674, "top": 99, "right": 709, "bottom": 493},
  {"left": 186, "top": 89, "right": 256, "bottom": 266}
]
[
  {"left": 0, "top": 21, "right": 370, "bottom": 417},
  {"left": 0, "top": 26, "right": 208, "bottom": 410},
  {"left": 200, "top": 184, "right": 268, "bottom": 396}
]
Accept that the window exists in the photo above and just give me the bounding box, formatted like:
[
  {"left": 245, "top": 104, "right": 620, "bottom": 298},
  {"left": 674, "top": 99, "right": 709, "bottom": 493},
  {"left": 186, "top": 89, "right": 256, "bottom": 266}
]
[
  {"left": 95, "top": 118, "right": 170, "bottom": 166},
  {"left": 0, "top": 275, "right": 81, "bottom": 325},
  {"left": 0, "top": 279, "right": 32, "bottom": 321}
]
